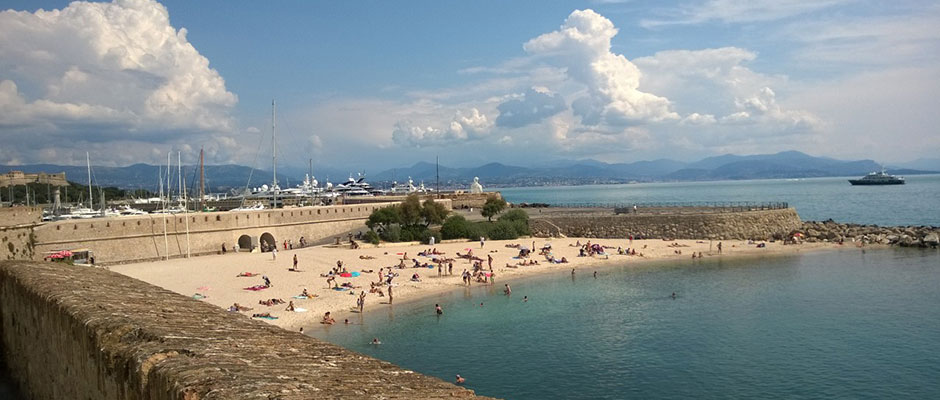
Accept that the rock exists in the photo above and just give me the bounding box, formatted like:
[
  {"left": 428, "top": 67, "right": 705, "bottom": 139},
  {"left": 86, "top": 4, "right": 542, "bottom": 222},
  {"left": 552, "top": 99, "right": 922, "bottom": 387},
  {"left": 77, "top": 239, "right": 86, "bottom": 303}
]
[{"left": 923, "top": 233, "right": 939, "bottom": 246}]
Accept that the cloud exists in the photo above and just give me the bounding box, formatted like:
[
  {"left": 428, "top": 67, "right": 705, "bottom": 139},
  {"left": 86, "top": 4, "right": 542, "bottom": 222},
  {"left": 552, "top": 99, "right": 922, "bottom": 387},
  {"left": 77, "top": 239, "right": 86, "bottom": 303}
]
[
  {"left": 496, "top": 87, "right": 567, "bottom": 128},
  {"left": 523, "top": 9, "right": 678, "bottom": 126},
  {"left": 640, "top": 0, "right": 851, "bottom": 28},
  {"left": 0, "top": 0, "right": 236, "bottom": 144},
  {"left": 391, "top": 108, "right": 493, "bottom": 147}
]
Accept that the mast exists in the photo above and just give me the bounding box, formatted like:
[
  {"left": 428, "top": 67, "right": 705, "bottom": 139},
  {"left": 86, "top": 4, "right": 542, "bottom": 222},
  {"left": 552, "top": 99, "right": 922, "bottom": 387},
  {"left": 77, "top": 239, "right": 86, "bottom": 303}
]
[
  {"left": 86, "top": 152, "right": 93, "bottom": 210},
  {"left": 182, "top": 152, "right": 191, "bottom": 258},
  {"left": 199, "top": 148, "right": 205, "bottom": 210},
  {"left": 178, "top": 152, "right": 183, "bottom": 207},
  {"left": 436, "top": 155, "right": 440, "bottom": 197},
  {"left": 272, "top": 99, "right": 278, "bottom": 208}
]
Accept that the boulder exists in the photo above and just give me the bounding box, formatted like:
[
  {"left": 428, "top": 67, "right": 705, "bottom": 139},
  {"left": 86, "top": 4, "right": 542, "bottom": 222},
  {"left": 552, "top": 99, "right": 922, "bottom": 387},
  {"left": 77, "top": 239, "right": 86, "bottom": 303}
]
[{"left": 924, "top": 233, "right": 939, "bottom": 246}]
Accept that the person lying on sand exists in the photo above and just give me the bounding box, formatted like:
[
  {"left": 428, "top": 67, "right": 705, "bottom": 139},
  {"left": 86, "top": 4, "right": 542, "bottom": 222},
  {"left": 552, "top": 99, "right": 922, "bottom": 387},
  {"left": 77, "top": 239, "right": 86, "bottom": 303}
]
[
  {"left": 340, "top": 282, "right": 361, "bottom": 289},
  {"left": 506, "top": 263, "right": 518, "bottom": 269},
  {"left": 359, "top": 255, "right": 376, "bottom": 260},
  {"left": 251, "top": 312, "right": 275, "bottom": 319},
  {"left": 236, "top": 272, "right": 258, "bottom": 277},
  {"left": 321, "top": 312, "right": 336, "bottom": 325},
  {"left": 228, "top": 303, "right": 252, "bottom": 312}
]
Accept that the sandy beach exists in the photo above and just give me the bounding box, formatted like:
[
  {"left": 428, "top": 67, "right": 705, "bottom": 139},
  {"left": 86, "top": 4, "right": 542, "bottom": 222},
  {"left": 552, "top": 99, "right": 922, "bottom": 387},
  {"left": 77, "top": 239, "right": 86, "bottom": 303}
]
[{"left": 109, "top": 236, "right": 841, "bottom": 332}]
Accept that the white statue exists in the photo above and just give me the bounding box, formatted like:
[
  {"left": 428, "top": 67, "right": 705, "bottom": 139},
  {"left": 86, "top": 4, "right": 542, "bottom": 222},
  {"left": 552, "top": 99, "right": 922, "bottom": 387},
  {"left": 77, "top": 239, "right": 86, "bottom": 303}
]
[{"left": 470, "top": 176, "right": 483, "bottom": 194}]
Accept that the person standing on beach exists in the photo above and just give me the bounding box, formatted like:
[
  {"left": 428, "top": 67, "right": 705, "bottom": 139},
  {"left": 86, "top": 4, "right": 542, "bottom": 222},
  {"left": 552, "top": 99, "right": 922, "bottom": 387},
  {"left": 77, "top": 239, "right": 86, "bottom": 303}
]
[
  {"left": 717, "top": 242, "right": 723, "bottom": 254},
  {"left": 480, "top": 236, "right": 485, "bottom": 248},
  {"left": 292, "top": 254, "right": 298, "bottom": 271},
  {"left": 487, "top": 254, "right": 493, "bottom": 270},
  {"left": 358, "top": 291, "right": 366, "bottom": 313},
  {"left": 438, "top": 263, "right": 443, "bottom": 277},
  {"left": 272, "top": 247, "right": 277, "bottom": 260},
  {"left": 448, "top": 262, "right": 453, "bottom": 275}
]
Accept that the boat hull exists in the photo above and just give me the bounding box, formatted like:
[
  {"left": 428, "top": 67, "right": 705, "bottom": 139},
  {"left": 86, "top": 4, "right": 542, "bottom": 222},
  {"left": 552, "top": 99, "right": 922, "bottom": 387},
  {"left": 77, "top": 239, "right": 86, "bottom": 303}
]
[{"left": 848, "top": 180, "right": 904, "bottom": 185}]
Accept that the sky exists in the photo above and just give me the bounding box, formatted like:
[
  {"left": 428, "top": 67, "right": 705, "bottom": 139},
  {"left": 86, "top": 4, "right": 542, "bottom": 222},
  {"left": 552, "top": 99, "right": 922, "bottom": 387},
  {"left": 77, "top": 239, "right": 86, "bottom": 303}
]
[{"left": 1, "top": 0, "right": 938, "bottom": 171}]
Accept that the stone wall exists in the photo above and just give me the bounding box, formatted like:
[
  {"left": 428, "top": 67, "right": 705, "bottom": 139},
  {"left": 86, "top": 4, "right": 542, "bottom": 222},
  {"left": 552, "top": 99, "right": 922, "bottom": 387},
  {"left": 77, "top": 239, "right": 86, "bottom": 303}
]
[
  {"left": 0, "top": 226, "right": 34, "bottom": 261},
  {"left": 530, "top": 208, "right": 802, "bottom": 240},
  {"left": 0, "top": 260, "right": 486, "bottom": 399},
  {"left": 0, "top": 171, "right": 68, "bottom": 188},
  {"left": 20, "top": 200, "right": 450, "bottom": 265},
  {"left": 0, "top": 206, "right": 43, "bottom": 227}
]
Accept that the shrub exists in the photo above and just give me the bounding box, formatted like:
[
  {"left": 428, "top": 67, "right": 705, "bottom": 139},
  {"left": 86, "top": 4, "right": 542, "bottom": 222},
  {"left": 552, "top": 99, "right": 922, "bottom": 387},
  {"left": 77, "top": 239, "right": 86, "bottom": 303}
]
[
  {"left": 486, "top": 220, "right": 520, "bottom": 240},
  {"left": 441, "top": 215, "right": 472, "bottom": 240},
  {"left": 380, "top": 225, "right": 401, "bottom": 242},
  {"left": 364, "top": 230, "right": 380, "bottom": 245},
  {"left": 498, "top": 208, "right": 529, "bottom": 223},
  {"left": 420, "top": 230, "right": 442, "bottom": 245}
]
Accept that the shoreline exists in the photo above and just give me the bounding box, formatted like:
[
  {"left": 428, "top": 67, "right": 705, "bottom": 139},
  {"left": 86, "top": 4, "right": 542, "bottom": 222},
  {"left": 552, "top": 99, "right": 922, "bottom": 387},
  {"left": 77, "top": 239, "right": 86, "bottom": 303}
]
[{"left": 109, "top": 236, "right": 860, "bottom": 333}]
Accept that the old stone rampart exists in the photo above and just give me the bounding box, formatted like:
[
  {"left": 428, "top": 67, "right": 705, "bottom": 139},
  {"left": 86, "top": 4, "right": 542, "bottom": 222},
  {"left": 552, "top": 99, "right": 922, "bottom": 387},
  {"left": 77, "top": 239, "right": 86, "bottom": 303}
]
[
  {"left": 530, "top": 208, "right": 802, "bottom": 240},
  {"left": 0, "top": 206, "right": 43, "bottom": 227},
  {"left": 4, "top": 200, "right": 450, "bottom": 264},
  {"left": 0, "top": 260, "right": 486, "bottom": 399}
]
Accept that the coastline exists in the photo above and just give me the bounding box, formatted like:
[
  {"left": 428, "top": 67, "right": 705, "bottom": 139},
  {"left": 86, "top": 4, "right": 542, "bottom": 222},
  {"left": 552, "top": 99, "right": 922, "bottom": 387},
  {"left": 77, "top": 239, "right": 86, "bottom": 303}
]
[{"left": 110, "top": 236, "right": 854, "bottom": 333}]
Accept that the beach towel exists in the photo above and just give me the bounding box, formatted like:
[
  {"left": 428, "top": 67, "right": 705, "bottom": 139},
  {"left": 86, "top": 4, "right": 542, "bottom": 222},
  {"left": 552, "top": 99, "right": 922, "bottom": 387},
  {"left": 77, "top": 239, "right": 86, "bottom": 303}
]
[
  {"left": 192, "top": 293, "right": 207, "bottom": 300},
  {"left": 293, "top": 308, "right": 308, "bottom": 313},
  {"left": 244, "top": 285, "right": 268, "bottom": 291},
  {"left": 254, "top": 315, "right": 278, "bottom": 320},
  {"left": 237, "top": 272, "right": 258, "bottom": 277},
  {"left": 332, "top": 287, "right": 350, "bottom": 291},
  {"left": 340, "top": 272, "right": 352, "bottom": 277},
  {"left": 350, "top": 271, "right": 361, "bottom": 277},
  {"left": 292, "top": 295, "right": 309, "bottom": 299},
  {"left": 196, "top": 286, "right": 211, "bottom": 291}
]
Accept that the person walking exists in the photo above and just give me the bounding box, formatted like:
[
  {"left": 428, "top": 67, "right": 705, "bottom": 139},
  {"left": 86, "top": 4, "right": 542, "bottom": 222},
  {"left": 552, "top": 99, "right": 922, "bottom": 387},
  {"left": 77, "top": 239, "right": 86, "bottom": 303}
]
[{"left": 480, "top": 236, "right": 485, "bottom": 248}]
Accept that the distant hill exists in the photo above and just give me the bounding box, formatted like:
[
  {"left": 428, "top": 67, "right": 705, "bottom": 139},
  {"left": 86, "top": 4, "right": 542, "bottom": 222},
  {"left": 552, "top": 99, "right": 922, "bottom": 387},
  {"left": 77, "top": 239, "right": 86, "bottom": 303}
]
[{"left": 3, "top": 151, "right": 935, "bottom": 190}]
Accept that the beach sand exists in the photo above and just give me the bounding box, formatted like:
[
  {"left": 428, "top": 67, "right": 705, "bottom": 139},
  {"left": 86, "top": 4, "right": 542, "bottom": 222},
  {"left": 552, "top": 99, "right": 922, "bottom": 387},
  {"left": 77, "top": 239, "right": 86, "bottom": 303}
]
[{"left": 109, "top": 237, "right": 841, "bottom": 332}]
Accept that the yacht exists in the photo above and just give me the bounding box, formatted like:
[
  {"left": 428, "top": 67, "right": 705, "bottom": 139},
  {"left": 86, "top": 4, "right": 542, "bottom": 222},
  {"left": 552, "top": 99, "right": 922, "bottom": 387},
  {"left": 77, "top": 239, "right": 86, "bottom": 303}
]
[{"left": 849, "top": 170, "right": 905, "bottom": 185}]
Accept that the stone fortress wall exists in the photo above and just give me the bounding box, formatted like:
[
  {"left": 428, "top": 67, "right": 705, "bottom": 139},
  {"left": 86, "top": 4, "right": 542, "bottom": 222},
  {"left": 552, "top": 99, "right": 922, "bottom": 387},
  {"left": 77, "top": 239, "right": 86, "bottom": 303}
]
[
  {"left": 0, "top": 260, "right": 486, "bottom": 399},
  {"left": 2, "top": 200, "right": 449, "bottom": 264},
  {"left": 530, "top": 208, "right": 803, "bottom": 240},
  {"left": 0, "top": 170, "right": 68, "bottom": 187}
]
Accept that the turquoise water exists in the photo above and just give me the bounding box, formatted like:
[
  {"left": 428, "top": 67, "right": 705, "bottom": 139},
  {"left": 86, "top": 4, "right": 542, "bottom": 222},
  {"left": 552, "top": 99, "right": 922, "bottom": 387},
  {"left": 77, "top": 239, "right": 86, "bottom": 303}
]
[
  {"left": 311, "top": 249, "right": 940, "bottom": 399},
  {"left": 496, "top": 175, "right": 940, "bottom": 227}
]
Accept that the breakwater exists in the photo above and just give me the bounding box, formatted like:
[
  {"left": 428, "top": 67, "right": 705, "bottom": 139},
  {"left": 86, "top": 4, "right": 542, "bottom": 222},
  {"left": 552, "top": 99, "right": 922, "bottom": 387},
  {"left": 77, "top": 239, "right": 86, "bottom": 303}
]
[
  {"left": 800, "top": 220, "right": 940, "bottom": 248},
  {"left": 529, "top": 207, "right": 802, "bottom": 240},
  {"left": 0, "top": 260, "right": 486, "bottom": 399}
]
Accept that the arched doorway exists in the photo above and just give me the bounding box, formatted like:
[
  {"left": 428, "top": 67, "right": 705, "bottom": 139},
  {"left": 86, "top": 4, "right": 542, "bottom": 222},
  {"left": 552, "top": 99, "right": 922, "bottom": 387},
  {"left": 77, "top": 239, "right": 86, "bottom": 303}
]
[
  {"left": 237, "top": 235, "right": 252, "bottom": 252},
  {"left": 260, "top": 232, "right": 276, "bottom": 252}
]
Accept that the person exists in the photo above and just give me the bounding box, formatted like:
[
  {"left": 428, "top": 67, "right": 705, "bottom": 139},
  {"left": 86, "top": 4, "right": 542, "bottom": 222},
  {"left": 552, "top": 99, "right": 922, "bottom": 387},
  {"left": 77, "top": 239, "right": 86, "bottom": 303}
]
[
  {"left": 633, "top": 204, "right": 637, "bottom": 214},
  {"left": 448, "top": 262, "right": 453, "bottom": 276},
  {"left": 504, "top": 284, "right": 512, "bottom": 295},
  {"left": 371, "top": 338, "right": 381, "bottom": 345},
  {"left": 480, "top": 236, "right": 485, "bottom": 248},
  {"left": 717, "top": 242, "right": 723, "bottom": 254},
  {"left": 455, "top": 375, "right": 465, "bottom": 385},
  {"left": 438, "top": 263, "right": 442, "bottom": 277},
  {"left": 222, "top": 243, "right": 227, "bottom": 254},
  {"left": 286, "top": 301, "right": 295, "bottom": 312},
  {"left": 671, "top": 292, "right": 677, "bottom": 299},
  {"left": 326, "top": 275, "right": 336, "bottom": 289},
  {"left": 593, "top": 271, "right": 597, "bottom": 278},
  {"left": 292, "top": 254, "right": 298, "bottom": 271},
  {"left": 429, "top": 235, "right": 435, "bottom": 246},
  {"left": 388, "top": 285, "right": 393, "bottom": 304},
  {"left": 272, "top": 247, "right": 277, "bottom": 260},
  {"left": 322, "top": 312, "right": 335, "bottom": 324},
  {"left": 487, "top": 254, "right": 493, "bottom": 270},
  {"left": 571, "top": 268, "right": 576, "bottom": 276},
  {"left": 301, "top": 288, "right": 310, "bottom": 298},
  {"left": 263, "top": 275, "right": 271, "bottom": 287},
  {"left": 523, "top": 296, "right": 528, "bottom": 302},
  {"left": 359, "top": 291, "right": 366, "bottom": 313},
  {"left": 435, "top": 303, "right": 443, "bottom": 315}
]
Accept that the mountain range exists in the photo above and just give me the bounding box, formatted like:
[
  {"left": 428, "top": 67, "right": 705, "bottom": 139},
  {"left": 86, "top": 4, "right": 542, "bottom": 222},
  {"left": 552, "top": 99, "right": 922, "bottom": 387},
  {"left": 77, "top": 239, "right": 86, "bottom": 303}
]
[{"left": 2, "top": 151, "right": 935, "bottom": 191}]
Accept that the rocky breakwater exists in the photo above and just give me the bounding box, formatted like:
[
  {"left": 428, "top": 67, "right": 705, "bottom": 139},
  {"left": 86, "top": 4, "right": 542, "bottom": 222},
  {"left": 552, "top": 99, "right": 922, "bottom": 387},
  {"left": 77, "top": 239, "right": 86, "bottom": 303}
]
[{"left": 799, "top": 220, "right": 940, "bottom": 248}]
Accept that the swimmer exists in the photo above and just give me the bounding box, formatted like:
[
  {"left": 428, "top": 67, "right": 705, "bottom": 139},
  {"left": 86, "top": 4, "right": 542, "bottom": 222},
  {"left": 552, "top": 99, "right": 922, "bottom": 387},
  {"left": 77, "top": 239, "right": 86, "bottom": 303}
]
[
  {"left": 504, "top": 284, "right": 512, "bottom": 295},
  {"left": 671, "top": 292, "right": 677, "bottom": 299},
  {"left": 371, "top": 338, "right": 381, "bottom": 345},
  {"left": 435, "top": 304, "right": 443, "bottom": 315},
  {"left": 455, "top": 374, "right": 466, "bottom": 385},
  {"left": 523, "top": 296, "right": 528, "bottom": 302},
  {"left": 571, "top": 268, "right": 576, "bottom": 275},
  {"left": 480, "top": 302, "right": 484, "bottom": 307},
  {"left": 593, "top": 271, "right": 597, "bottom": 278}
]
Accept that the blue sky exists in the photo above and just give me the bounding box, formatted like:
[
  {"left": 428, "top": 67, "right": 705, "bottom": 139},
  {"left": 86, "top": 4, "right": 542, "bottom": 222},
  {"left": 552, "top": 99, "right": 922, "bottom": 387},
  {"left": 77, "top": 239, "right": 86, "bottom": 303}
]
[{"left": 1, "top": 0, "right": 938, "bottom": 171}]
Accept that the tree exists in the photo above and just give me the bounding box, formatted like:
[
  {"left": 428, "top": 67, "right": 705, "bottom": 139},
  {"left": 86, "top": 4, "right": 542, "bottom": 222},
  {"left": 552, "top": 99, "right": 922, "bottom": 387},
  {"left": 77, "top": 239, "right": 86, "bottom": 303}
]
[
  {"left": 399, "top": 194, "right": 423, "bottom": 227},
  {"left": 366, "top": 206, "right": 400, "bottom": 233},
  {"left": 441, "top": 215, "right": 471, "bottom": 240},
  {"left": 421, "top": 198, "right": 449, "bottom": 227},
  {"left": 481, "top": 195, "right": 507, "bottom": 222}
]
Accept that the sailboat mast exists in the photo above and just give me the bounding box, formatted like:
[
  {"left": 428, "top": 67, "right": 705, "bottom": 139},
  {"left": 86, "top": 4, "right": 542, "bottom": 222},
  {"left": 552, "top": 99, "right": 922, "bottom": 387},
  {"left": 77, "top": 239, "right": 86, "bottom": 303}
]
[
  {"left": 86, "top": 152, "right": 93, "bottom": 209},
  {"left": 178, "top": 152, "right": 182, "bottom": 207},
  {"left": 272, "top": 99, "right": 278, "bottom": 208},
  {"left": 199, "top": 148, "right": 205, "bottom": 210}
]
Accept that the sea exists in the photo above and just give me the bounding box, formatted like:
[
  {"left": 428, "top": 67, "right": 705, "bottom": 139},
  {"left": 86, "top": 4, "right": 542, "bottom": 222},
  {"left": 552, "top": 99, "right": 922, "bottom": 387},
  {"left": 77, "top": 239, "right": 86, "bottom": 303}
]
[
  {"left": 313, "top": 249, "right": 940, "bottom": 399},
  {"left": 496, "top": 174, "right": 940, "bottom": 227},
  {"left": 307, "top": 175, "right": 940, "bottom": 399}
]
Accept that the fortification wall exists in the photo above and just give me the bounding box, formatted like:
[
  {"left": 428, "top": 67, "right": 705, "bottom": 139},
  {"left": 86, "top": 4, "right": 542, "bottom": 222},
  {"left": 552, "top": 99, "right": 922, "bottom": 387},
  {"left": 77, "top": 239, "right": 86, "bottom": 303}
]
[
  {"left": 530, "top": 208, "right": 802, "bottom": 240},
  {"left": 0, "top": 206, "right": 43, "bottom": 227},
  {"left": 1, "top": 226, "right": 34, "bottom": 261},
  {"left": 0, "top": 260, "right": 485, "bottom": 399},
  {"left": 0, "top": 171, "right": 68, "bottom": 187},
  {"left": 27, "top": 200, "right": 450, "bottom": 264}
]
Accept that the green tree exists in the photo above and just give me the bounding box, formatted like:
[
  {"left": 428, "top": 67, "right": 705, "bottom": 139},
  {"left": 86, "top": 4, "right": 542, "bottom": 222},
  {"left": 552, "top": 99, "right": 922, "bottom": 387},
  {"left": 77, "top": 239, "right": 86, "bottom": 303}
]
[
  {"left": 441, "top": 215, "right": 472, "bottom": 240},
  {"left": 481, "top": 195, "right": 508, "bottom": 222},
  {"left": 399, "top": 194, "right": 423, "bottom": 227},
  {"left": 366, "top": 206, "right": 400, "bottom": 233},
  {"left": 421, "top": 198, "right": 449, "bottom": 227}
]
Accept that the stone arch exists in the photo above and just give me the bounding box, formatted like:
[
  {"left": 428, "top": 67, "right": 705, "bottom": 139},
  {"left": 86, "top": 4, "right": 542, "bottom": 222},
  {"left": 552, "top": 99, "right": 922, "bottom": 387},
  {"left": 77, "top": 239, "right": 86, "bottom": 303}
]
[
  {"left": 260, "top": 232, "right": 276, "bottom": 252},
  {"left": 237, "top": 235, "right": 252, "bottom": 252}
]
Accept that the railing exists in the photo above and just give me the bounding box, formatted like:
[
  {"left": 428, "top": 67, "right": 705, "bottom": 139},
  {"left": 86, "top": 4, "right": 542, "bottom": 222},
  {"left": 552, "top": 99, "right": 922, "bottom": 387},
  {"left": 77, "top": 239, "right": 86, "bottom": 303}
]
[{"left": 536, "top": 201, "right": 789, "bottom": 214}]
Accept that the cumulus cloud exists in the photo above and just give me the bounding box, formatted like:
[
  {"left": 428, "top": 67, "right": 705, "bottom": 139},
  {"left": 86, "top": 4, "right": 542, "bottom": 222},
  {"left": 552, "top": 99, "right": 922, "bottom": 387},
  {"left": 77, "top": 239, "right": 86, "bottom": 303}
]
[
  {"left": 0, "top": 0, "right": 237, "bottom": 143},
  {"left": 496, "top": 87, "right": 567, "bottom": 128},
  {"left": 391, "top": 108, "right": 493, "bottom": 147},
  {"left": 523, "top": 9, "right": 678, "bottom": 126},
  {"left": 725, "top": 87, "right": 819, "bottom": 130}
]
